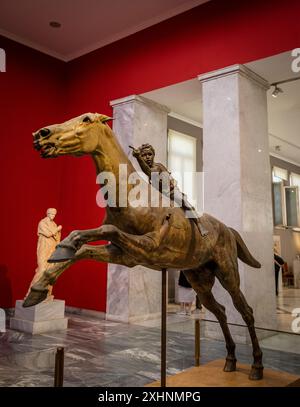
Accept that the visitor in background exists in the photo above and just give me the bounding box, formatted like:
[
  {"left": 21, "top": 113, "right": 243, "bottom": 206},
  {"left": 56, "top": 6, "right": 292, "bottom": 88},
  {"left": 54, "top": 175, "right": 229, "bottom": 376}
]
[
  {"left": 177, "top": 270, "right": 196, "bottom": 316},
  {"left": 274, "top": 250, "right": 285, "bottom": 296},
  {"left": 192, "top": 294, "right": 203, "bottom": 314}
]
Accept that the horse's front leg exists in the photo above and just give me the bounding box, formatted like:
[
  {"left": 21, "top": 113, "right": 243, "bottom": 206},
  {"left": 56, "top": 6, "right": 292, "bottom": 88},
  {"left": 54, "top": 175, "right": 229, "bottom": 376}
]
[
  {"left": 49, "top": 216, "right": 171, "bottom": 263},
  {"left": 23, "top": 243, "right": 133, "bottom": 308},
  {"left": 48, "top": 225, "right": 117, "bottom": 262}
]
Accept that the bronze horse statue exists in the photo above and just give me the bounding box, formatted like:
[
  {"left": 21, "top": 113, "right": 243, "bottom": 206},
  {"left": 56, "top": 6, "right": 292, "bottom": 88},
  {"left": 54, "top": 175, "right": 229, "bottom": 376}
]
[{"left": 25, "top": 112, "right": 263, "bottom": 380}]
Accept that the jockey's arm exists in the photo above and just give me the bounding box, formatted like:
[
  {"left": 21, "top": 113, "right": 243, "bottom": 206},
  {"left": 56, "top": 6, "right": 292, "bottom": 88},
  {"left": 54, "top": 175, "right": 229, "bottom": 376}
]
[
  {"left": 129, "top": 145, "right": 152, "bottom": 178},
  {"left": 137, "top": 156, "right": 152, "bottom": 178}
]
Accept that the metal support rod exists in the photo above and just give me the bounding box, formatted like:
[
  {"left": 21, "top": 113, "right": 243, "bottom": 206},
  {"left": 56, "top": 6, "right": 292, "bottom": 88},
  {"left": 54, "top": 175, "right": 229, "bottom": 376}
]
[
  {"left": 54, "top": 347, "right": 64, "bottom": 387},
  {"left": 195, "top": 319, "right": 200, "bottom": 367},
  {"left": 161, "top": 268, "right": 167, "bottom": 387}
]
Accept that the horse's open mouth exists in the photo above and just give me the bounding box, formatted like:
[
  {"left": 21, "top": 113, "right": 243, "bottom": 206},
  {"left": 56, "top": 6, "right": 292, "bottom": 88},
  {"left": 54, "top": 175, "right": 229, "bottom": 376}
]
[{"left": 41, "top": 143, "right": 57, "bottom": 158}]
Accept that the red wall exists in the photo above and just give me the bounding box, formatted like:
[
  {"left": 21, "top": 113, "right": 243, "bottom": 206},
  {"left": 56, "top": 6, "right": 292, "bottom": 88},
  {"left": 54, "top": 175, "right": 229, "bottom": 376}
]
[
  {"left": 1, "top": 0, "right": 300, "bottom": 311},
  {"left": 0, "top": 37, "right": 108, "bottom": 311},
  {"left": 0, "top": 37, "right": 67, "bottom": 308},
  {"left": 67, "top": 0, "right": 300, "bottom": 115}
]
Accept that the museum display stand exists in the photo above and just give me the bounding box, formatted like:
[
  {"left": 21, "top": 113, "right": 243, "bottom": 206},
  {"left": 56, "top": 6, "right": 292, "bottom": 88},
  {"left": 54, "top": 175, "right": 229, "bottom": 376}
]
[
  {"left": 146, "top": 359, "right": 299, "bottom": 387},
  {"left": 152, "top": 288, "right": 300, "bottom": 387},
  {"left": 148, "top": 317, "right": 300, "bottom": 387},
  {"left": 10, "top": 299, "right": 68, "bottom": 334}
]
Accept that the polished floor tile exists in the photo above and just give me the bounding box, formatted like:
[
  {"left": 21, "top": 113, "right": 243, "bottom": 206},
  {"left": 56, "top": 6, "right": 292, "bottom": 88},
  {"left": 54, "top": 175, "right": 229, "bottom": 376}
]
[{"left": 0, "top": 310, "right": 299, "bottom": 387}]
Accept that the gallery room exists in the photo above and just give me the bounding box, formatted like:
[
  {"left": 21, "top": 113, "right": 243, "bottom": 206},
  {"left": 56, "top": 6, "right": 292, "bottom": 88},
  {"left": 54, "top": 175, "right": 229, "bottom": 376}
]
[{"left": 0, "top": 0, "right": 300, "bottom": 392}]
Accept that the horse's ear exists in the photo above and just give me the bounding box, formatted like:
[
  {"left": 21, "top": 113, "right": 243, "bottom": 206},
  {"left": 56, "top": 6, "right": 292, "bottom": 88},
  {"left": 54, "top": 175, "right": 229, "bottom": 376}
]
[{"left": 99, "top": 115, "right": 113, "bottom": 123}]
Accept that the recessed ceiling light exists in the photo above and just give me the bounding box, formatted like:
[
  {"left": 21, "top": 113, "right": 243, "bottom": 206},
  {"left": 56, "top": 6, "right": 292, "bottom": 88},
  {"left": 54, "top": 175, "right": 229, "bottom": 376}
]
[{"left": 49, "top": 21, "right": 61, "bottom": 28}]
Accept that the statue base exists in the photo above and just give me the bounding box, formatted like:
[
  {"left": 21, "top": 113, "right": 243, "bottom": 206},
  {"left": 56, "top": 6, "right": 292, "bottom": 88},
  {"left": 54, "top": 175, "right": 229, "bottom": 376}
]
[
  {"left": 10, "top": 299, "right": 68, "bottom": 334},
  {"left": 146, "top": 359, "right": 299, "bottom": 387}
]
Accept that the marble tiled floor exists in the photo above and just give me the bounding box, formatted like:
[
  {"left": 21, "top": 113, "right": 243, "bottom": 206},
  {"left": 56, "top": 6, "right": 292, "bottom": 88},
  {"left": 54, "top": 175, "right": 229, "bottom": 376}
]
[
  {"left": 0, "top": 310, "right": 299, "bottom": 387},
  {"left": 276, "top": 288, "right": 300, "bottom": 332},
  {"left": 255, "top": 287, "right": 300, "bottom": 354}
]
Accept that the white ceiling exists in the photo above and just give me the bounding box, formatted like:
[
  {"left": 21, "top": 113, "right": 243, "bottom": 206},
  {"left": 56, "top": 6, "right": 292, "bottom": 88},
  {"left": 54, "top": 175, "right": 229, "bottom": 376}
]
[
  {"left": 0, "top": 0, "right": 209, "bottom": 61},
  {"left": 143, "top": 50, "right": 300, "bottom": 166},
  {"left": 143, "top": 78, "right": 203, "bottom": 126},
  {"left": 248, "top": 52, "right": 300, "bottom": 166}
]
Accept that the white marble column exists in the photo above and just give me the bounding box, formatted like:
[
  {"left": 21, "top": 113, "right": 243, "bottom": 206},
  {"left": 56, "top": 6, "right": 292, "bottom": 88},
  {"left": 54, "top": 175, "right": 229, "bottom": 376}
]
[
  {"left": 198, "top": 65, "right": 277, "bottom": 341},
  {"left": 106, "top": 95, "right": 169, "bottom": 323}
]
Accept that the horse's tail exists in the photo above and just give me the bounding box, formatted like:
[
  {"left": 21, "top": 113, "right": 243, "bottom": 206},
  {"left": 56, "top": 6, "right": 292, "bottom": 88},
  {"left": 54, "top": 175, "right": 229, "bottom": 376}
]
[{"left": 229, "top": 227, "right": 261, "bottom": 269}]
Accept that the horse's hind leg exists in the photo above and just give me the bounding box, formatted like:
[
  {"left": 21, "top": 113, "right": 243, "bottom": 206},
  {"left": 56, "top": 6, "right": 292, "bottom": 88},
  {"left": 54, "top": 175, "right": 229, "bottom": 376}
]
[
  {"left": 215, "top": 257, "right": 263, "bottom": 380},
  {"left": 230, "top": 288, "right": 263, "bottom": 380},
  {"left": 184, "top": 267, "right": 237, "bottom": 372},
  {"left": 200, "top": 291, "right": 238, "bottom": 372}
]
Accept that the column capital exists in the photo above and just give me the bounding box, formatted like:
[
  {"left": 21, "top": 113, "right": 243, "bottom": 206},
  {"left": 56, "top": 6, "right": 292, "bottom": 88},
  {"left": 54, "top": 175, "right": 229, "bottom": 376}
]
[
  {"left": 110, "top": 94, "right": 170, "bottom": 113},
  {"left": 198, "top": 64, "right": 269, "bottom": 90}
]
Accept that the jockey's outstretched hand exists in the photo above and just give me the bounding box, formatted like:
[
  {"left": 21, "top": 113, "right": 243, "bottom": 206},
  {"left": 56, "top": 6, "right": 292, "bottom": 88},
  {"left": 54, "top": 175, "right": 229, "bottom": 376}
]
[{"left": 129, "top": 145, "right": 140, "bottom": 158}]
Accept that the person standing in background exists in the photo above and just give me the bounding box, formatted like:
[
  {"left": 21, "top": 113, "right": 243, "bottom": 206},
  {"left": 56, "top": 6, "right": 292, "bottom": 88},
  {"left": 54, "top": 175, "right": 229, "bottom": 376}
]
[
  {"left": 274, "top": 250, "right": 285, "bottom": 296},
  {"left": 177, "top": 270, "right": 196, "bottom": 315}
]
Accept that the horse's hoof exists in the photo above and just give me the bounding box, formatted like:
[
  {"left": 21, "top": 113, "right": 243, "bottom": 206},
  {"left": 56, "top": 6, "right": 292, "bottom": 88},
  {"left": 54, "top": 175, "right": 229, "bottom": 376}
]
[
  {"left": 48, "top": 245, "right": 76, "bottom": 263},
  {"left": 249, "top": 365, "right": 264, "bottom": 380},
  {"left": 23, "top": 289, "right": 48, "bottom": 307},
  {"left": 223, "top": 358, "right": 237, "bottom": 372}
]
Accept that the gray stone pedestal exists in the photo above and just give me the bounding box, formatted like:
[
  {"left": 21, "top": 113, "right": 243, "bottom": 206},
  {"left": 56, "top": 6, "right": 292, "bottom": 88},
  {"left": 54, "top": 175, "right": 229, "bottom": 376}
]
[{"left": 10, "top": 300, "right": 68, "bottom": 334}]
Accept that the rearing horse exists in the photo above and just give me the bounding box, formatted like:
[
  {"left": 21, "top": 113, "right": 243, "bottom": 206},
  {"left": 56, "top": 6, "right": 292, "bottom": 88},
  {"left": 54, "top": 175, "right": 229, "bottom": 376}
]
[{"left": 25, "top": 112, "right": 264, "bottom": 380}]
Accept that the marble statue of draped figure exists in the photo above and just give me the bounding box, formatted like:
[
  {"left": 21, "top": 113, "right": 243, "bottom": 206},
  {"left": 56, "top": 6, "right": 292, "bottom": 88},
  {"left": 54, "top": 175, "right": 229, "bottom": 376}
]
[{"left": 25, "top": 208, "right": 62, "bottom": 301}]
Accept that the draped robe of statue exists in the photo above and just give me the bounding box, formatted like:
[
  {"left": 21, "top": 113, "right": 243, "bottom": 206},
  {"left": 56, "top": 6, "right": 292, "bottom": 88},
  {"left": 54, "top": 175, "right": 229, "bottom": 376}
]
[{"left": 25, "top": 217, "right": 61, "bottom": 300}]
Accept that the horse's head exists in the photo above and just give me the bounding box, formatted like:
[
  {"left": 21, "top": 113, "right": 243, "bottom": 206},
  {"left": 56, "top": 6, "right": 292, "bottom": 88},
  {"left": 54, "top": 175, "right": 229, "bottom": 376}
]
[{"left": 33, "top": 113, "right": 112, "bottom": 158}]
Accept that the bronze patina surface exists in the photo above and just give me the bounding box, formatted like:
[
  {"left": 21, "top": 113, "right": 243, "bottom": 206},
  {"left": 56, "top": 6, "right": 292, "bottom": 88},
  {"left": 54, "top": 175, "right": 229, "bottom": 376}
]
[{"left": 25, "top": 113, "right": 264, "bottom": 380}]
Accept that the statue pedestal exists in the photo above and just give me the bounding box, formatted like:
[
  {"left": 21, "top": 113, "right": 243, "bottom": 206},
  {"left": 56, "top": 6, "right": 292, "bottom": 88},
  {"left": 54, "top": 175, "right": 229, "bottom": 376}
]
[
  {"left": 10, "top": 299, "right": 68, "bottom": 334},
  {"left": 146, "top": 359, "right": 299, "bottom": 387}
]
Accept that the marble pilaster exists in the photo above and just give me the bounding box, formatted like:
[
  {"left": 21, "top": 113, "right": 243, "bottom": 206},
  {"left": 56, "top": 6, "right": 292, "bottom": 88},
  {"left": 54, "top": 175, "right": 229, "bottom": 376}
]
[
  {"left": 0, "top": 308, "right": 5, "bottom": 332},
  {"left": 198, "top": 65, "right": 277, "bottom": 340},
  {"left": 107, "top": 95, "right": 170, "bottom": 323}
]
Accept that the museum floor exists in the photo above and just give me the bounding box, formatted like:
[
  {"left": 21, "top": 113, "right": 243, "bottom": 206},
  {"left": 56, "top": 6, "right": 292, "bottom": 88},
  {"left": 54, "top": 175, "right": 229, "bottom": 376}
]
[
  {"left": 0, "top": 288, "right": 299, "bottom": 387},
  {"left": 276, "top": 287, "right": 300, "bottom": 332}
]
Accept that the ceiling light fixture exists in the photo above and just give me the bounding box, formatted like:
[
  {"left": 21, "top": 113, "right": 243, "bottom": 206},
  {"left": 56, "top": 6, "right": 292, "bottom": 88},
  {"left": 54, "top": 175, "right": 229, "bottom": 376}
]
[
  {"left": 272, "top": 85, "right": 283, "bottom": 98},
  {"left": 49, "top": 21, "right": 61, "bottom": 28},
  {"left": 270, "top": 76, "right": 300, "bottom": 98}
]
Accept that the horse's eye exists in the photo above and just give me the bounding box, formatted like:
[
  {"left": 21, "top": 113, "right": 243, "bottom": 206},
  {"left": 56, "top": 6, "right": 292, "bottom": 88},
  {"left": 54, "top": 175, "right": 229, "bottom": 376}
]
[{"left": 83, "top": 116, "right": 92, "bottom": 123}]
